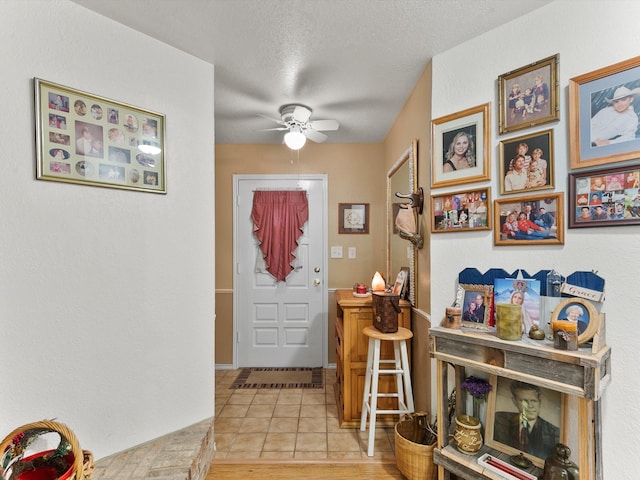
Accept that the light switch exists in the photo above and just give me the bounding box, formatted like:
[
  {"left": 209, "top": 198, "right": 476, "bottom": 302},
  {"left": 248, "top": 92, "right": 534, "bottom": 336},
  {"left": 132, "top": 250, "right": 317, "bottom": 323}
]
[
  {"left": 331, "top": 246, "right": 343, "bottom": 258},
  {"left": 348, "top": 247, "right": 356, "bottom": 259}
]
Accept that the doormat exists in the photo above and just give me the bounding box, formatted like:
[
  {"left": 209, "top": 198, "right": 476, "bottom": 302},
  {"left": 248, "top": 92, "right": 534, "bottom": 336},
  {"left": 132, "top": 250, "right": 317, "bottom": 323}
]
[{"left": 230, "top": 367, "right": 324, "bottom": 389}]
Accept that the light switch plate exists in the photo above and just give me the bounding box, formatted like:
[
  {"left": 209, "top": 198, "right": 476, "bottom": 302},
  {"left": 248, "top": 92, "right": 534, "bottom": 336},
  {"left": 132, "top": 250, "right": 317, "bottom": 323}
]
[
  {"left": 331, "top": 246, "right": 343, "bottom": 258},
  {"left": 348, "top": 247, "right": 356, "bottom": 259}
]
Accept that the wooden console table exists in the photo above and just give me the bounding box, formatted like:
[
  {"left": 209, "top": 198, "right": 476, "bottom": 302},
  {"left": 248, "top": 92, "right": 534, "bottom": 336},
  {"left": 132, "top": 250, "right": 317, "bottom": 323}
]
[{"left": 334, "top": 289, "right": 412, "bottom": 428}]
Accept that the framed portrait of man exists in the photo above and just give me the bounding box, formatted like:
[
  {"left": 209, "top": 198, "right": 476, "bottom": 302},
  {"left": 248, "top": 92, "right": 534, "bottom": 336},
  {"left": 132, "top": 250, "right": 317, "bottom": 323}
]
[{"left": 485, "top": 376, "right": 565, "bottom": 468}]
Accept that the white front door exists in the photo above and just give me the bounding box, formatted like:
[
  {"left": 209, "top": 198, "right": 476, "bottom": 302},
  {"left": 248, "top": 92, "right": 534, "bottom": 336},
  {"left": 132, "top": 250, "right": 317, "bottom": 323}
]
[{"left": 234, "top": 174, "right": 327, "bottom": 367}]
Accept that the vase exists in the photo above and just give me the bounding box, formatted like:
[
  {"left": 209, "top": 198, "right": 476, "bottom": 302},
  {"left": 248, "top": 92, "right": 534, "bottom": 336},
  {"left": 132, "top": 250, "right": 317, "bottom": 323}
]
[{"left": 453, "top": 414, "right": 483, "bottom": 455}]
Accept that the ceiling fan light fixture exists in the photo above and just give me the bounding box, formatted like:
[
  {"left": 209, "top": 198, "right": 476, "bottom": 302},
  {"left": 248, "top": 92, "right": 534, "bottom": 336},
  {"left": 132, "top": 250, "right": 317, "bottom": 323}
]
[{"left": 284, "top": 129, "right": 306, "bottom": 150}]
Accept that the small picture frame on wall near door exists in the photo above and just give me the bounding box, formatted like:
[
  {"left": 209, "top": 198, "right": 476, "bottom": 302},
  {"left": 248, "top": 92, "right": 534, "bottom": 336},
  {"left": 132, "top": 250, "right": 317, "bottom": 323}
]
[
  {"left": 339, "top": 203, "right": 369, "bottom": 234},
  {"left": 498, "top": 54, "right": 559, "bottom": 135}
]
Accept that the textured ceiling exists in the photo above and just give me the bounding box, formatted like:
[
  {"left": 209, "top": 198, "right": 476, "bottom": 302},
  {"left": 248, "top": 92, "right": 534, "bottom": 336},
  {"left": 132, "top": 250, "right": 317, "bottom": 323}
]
[{"left": 70, "top": 0, "right": 553, "bottom": 145}]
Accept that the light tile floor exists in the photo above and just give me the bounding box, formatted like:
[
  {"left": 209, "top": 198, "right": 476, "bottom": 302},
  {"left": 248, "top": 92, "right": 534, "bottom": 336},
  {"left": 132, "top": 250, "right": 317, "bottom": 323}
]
[{"left": 213, "top": 368, "right": 397, "bottom": 461}]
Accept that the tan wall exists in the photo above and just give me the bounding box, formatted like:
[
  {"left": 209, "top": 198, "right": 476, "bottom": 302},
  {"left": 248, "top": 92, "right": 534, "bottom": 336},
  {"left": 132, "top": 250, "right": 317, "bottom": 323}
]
[
  {"left": 215, "top": 143, "right": 386, "bottom": 364},
  {"left": 383, "top": 63, "right": 433, "bottom": 413}
]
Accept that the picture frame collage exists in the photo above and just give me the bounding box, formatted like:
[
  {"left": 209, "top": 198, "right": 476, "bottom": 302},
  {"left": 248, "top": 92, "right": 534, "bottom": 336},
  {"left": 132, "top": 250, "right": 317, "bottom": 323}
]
[
  {"left": 35, "top": 78, "right": 166, "bottom": 193},
  {"left": 431, "top": 52, "right": 640, "bottom": 246}
]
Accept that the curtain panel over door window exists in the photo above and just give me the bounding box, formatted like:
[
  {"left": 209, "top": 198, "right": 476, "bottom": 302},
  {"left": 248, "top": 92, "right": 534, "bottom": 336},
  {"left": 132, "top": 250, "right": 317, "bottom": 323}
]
[{"left": 251, "top": 190, "right": 309, "bottom": 282}]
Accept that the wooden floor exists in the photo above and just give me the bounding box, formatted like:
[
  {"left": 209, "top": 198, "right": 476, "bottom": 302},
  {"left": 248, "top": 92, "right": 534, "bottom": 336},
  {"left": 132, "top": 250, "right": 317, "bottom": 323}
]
[{"left": 207, "top": 461, "right": 405, "bottom": 479}]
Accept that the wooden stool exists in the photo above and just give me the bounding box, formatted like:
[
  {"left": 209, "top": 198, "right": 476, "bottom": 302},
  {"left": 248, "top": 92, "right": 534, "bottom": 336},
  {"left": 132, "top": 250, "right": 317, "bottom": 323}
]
[{"left": 360, "top": 325, "right": 414, "bottom": 456}]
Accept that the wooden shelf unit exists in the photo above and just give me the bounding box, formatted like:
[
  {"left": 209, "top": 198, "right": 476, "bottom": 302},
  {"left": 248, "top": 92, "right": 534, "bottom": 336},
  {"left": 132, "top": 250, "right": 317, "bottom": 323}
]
[
  {"left": 430, "top": 325, "right": 611, "bottom": 480},
  {"left": 334, "top": 289, "right": 412, "bottom": 428}
]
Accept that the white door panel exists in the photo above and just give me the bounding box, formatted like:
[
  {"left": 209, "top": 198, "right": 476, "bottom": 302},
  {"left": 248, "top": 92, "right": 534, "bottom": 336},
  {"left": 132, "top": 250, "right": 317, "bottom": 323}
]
[{"left": 234, "top": 175, "right": 327, "bottom": 367}]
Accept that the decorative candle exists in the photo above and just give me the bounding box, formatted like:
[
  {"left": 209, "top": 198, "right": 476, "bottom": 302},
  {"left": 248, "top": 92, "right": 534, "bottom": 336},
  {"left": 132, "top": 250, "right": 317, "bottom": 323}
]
[{"left": 371, "top": 271, "right": 386, "bottom": 291}]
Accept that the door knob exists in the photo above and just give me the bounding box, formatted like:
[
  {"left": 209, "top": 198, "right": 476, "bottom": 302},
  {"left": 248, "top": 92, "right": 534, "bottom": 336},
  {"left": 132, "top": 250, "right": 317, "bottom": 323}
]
[{"left": 313, "top": 279, "right": 321, "bottom": 286}]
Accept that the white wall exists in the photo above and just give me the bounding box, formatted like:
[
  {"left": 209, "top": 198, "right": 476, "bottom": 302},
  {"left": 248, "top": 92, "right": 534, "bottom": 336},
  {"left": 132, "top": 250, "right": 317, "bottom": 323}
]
[
  {"left": 0, "top": 0, "right": 215, "bottom": 459},
  {"left": 430, "top": 1, "right": 639, "bottom": 477}
]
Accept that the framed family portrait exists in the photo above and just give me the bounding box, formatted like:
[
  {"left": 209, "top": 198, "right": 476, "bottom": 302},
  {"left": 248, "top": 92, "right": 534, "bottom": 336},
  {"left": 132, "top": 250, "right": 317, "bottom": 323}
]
[
  {"left": 498, "top": 54, "right": 560, "bottom": 134},
  {"left": 431, "top": 103, "right": 490, "bottom": 189},
  {"left": 485, "top": 376, "right": 565, "bottom": 468},
  {"left": 551, "top": 297, "right": 600, "bottom": 345},
  {"left": 499, "top": 129, "right": 554, "bottom": 195},
  {"left": 338, "top": 203, "right": 369, "bottom": 234},
  {"left": 431, "top": 187, "right": 491, "bottom": 233},
  {"left": 459, "top": 283, "right": 493, "bottom": 330},
  {"left": 569, "top": 55, "right": 640, "bottom": 169},
  {"left": 494, "top": 192, "right": 564, "bottom": 246},
  {"left": 569, "top": 164, "right": 640, "bottom": 228},
  {"left": 35, "top": 78, "right": 166, "bottom": 193},
  {"left": 392, "top": 267, "right": 410, "bottom": 298}
]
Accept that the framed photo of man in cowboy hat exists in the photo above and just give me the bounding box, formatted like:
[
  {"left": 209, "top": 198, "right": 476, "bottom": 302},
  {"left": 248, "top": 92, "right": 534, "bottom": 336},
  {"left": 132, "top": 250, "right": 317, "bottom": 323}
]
[{"left": 570, "top": 55, "right": 640, "bottom": 168}]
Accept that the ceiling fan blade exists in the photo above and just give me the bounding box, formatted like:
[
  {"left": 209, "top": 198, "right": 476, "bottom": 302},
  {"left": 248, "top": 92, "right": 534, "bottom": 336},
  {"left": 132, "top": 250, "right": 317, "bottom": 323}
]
[
  {"left": 308, "top": 119, "right": 339, "bottom": 131},
  {"left": 304, "top": 129, "right": 328, "bottom": 143},
  {"left": 257, "top": 113, "right": 285, "bottom": 125},
  {"left": 259, "top": 127, "right": 288, "bottom": 131},
  {"left": 292, "top": 105, "right": 312, "bottom": 123}
]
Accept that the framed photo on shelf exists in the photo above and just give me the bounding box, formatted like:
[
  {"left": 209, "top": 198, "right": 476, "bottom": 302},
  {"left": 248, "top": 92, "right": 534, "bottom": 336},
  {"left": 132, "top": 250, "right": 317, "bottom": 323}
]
[
  {"left": 485, "top": 376, "right": 565, "bottom": 468},
  {"left": 35, "top": 78, "right": 166, "bottom": 193},
  {"left": 431, "top": 103, "right": 491, "bottom": 189},
  {"left": 459, "top": 283, "right": 493, "bottom": 330},
  {"left": 338, "top": 203, "right": 369, "bottom": 234},
  {"left": 431, "top": 187, "right": 491, "bottom": 232},
  {"left": 569, "top": 55, "right": 640, "bottom": 169},
  {"left": 551, "top": 298, "right": 600, "bottom": 345},
  {"left": 498, "top": 54, "right": 559, "bottom": 135},
  {"left": 494, "top": 192, "right": 564, "bottom": 246},
  {"left": 392, "top": 267, "right": 410, "bottom": 298},
  {"left": 569, "top": 164, "right": 640, "bottom": 228},
  {"left": 493, "top": 277, "right": 541, "bottom": 332},
  {"left": 499, "top": 129, "right": 554, "bottom": 195}
]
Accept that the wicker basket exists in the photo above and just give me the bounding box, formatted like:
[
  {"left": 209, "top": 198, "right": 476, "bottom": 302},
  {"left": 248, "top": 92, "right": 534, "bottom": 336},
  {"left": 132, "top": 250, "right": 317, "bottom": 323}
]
[
  {"left": 0, "top": 420, "right": 93, "bottom": 480},
  {"left": 395, "top": 418, "right": 436, "bottom": 480},
  {"left": 372, "top": 291, "right": 401, "bottom": 333}
]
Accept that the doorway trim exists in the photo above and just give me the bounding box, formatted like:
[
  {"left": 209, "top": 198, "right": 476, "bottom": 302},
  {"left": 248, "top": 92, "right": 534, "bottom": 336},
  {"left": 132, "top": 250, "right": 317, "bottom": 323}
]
[{"left": 232, "top": 173, "right": 329, "bottom": 369}]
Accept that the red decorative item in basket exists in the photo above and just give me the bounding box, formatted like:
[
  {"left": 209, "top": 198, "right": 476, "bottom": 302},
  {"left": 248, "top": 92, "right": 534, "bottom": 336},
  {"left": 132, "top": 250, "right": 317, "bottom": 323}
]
[
  {"left": 372, "top": 291, "right": 401, "bottom": 333},
  {"left": 0, "top": 420, "right": 93, "bottom": 480}
]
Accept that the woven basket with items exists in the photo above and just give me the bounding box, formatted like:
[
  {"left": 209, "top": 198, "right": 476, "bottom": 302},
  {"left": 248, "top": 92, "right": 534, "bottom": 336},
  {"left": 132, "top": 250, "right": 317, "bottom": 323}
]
[
  {"left": 0, "top": 420, "right": 93, "bottom": 480},
  {"left": 394, "top": 413, "right": 437, "bottom": 480}
]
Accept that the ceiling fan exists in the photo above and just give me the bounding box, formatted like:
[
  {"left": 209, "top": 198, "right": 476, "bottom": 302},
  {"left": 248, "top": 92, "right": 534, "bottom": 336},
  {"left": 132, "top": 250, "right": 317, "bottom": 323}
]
[{"left": 259, "top": 104, "right": 339, "bottom": 149}]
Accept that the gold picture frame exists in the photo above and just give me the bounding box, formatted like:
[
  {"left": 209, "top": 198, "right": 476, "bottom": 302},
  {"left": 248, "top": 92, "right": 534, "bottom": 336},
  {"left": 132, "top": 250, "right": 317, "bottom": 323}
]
[
  {"left": 569, "top": 55, "right": 640, "bottom": 169},
  {"left": 499, "top": 129, "right": 555, "bottom": 195},
  {"left": 494, "top": 193, "right": 564, "bottom": 246},
  {"left": 35, "top": 78, "right": 166, "bottom": 193},
  {"left": 550, "top": 298, "right": 599, "bottom": 345},
  {"left": 498, "top": 54, "right": 559, "bottom": 135},
  {"left": 431, "top": 187, "right": 491, "bottom": 232},
  {"left": 431, "top": 103, "right": 491, "bottom": 189}
]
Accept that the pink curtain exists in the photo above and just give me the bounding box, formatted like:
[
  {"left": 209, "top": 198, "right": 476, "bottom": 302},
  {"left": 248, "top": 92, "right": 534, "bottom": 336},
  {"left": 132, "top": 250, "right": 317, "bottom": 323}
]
[{"left": 251, "top": 190, "right": 309, "bottom": 282}]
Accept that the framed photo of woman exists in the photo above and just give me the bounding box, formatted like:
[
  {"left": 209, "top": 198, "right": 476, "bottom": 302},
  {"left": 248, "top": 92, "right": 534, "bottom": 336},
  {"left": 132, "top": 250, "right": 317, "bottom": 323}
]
[
  {"left": 499, "top": 129, "right": 554, "bottom": 195},
  {"left": 569, "top": 55, "right": 640, "bottom": 169},
  {"left": 431, "top": 103, "right": 491, "bottom": 189}
]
